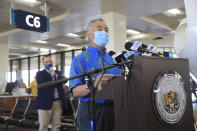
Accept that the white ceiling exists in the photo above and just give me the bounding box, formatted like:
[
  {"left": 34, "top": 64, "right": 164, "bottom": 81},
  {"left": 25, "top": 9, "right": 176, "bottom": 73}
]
[{"left": 0, "top": 0, "right": 185, "bottom": 59}]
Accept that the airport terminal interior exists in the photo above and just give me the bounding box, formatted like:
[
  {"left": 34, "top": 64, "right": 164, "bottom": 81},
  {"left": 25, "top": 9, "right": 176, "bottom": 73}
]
[{"left": 0, "top": 0, "right": 197, "bottom": 131}]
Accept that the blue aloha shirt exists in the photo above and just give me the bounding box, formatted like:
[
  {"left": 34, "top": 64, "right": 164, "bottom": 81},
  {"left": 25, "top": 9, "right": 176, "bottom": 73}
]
[{"left": 69, "top": 46, "right": 122, "bottom": 103}]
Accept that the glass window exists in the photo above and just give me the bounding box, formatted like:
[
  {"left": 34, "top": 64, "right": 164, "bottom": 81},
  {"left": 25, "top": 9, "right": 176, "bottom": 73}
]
[
  {"left": 9, "top": 49, "right": 82, "bottom": 88},
  {"left": 7, "top": 72, "right": 11, "bottom": 83},
  {"left": 7, "top": 61, "right": 11, "bottom": 82},
  {"left": 75, "top": 49, "right": 82, "bottom": 57},
  {"left": 65, "top": 52, "right": 72, "bottom": 75},
  {"left": 21, "top": 59, "right": 28, "bottom": 88},
  {"left": 64, "top": 66, "right": 70, "bottom": 86},
  {"left": 40, "top": 56, "right": 45, "bottom": 70},
  {"left": 12, "top": 60, "right": 17, "bottom": 82},
  {"left": 51, "top": 54, "right": 61, "bottom": 70},
  {"left": 12, "top": 71, "right": 16, "bottom": 83},
  {"left": 30, "top": 57, "right": 38, "bottom": 85},
  {"left": 65, "top": 52, "right": 73, "bottom": 86}
]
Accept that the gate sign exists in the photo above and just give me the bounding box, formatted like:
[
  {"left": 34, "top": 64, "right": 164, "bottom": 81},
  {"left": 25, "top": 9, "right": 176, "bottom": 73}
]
[{"left": 11, "top": 9, "right": 49, "bottom": 32}]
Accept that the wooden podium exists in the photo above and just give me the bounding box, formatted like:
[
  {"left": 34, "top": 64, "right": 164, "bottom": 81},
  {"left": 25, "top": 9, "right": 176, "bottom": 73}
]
[{"left": 95, "top": 56, "right": 195, "bottom": 131}]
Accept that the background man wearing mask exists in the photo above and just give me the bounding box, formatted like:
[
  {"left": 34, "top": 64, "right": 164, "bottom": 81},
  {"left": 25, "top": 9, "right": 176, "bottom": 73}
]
[
  {"left": 36, "top": 55, "right": 67, "bottom": 131},
  {"left": 69, "top": 18, "right": 122, "bottom": 131}
]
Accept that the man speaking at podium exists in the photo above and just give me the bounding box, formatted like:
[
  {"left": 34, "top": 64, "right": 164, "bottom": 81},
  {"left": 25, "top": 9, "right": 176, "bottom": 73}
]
[{"left": 69, "top": 18, "right": 122, "bottom": 131}]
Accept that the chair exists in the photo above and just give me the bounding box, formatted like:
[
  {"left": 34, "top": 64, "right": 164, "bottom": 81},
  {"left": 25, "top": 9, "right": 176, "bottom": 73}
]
[
  {"left": 2, "top": 99, "right": 29, "bottom": 131},
  {"left": 20, "top": 98, "right": 39, "bottom": 128},
  {"left": 60, "top": 96, "right": 79, "bottom": 131},
  {"left": 61, "top": 96, "right": 75, "bottom": 124},
  {"left": 5, "top": 82, "right": 16, "bottom": 95},
  {"left": 69, "top": 96, "right": 79, "bottom": 125},
  {"left": 6, "top": 99, "right": 29, "bottom": 124}
]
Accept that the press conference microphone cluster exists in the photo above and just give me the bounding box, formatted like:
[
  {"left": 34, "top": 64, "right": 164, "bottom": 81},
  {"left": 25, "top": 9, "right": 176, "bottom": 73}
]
[
  {"left": 125, "top": 41, "right": 162, "bottom": 57},
  {"left": 125, "top": 41, "right": 150, "bottom": 54},
  {"left": 109, "top": 41, "right": 151, "bottom": 65},
  {"left": 109, "top": 49, "right": 137, "bottom": 63},
  {"left": 108, "top": 41, "right": 160, "bottom": 71},
  {"left": 109, "top": 50, "right": 135, "bottom": 79}
]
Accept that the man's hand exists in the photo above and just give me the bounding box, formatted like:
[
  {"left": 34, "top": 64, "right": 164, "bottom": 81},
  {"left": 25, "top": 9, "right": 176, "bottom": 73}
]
[
  {"left": 94, "top": 74, "right": 113, "bottom": 87},
  {"left": 50, "top": 67, "right": 55, "bottom": 76}
]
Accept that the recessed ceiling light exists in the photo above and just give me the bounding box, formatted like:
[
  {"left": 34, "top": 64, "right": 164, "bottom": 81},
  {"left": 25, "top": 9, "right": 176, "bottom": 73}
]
[
  {"left": 30, "top": 47, "right": 39, "bottom": 50},
  {"left": 15, "top": 0, "right": 41, "bottom": 6},
  {"left": 9, "top": 47, "right": 20, "bottom": 50},
  {"left": 40, "top": 48, "right": 49, "bottom": 52},
  {"left": 36, "top": 40, "right": 47, "bottom": 44},
  {"left": 51, "top": 49, "right": 56, "bottom": 53},
  {"left": 163, "top": 8, "right": 183, "bottom": 16},
  {"left": 167, "top": 9, "right": 182, "bottom": 15},
  {"left": 9, "top": 53, "right": 22, "bottom": 56},
  {"left": 127, "top": 29, "right": 140, "bottom": 35},
  {"left": 66, "top": 33, "right": 79, "bottom": 37},
  {"left": 57, "top": 43, "right": 70, "bottom": 47}
]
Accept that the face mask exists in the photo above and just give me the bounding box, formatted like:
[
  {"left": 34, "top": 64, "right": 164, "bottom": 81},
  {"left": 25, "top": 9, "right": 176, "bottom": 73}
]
[
  {"left": 45, "top": 64, "right": 53, "bottom": 70},
  {"left": 93, "top": 31, "right": 109, "bottom": 47}
]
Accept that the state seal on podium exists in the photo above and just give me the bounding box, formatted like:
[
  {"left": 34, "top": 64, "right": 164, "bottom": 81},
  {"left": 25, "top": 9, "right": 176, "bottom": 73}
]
[{"left": 152, "top": 70, "right": 187, "bottom": 126}]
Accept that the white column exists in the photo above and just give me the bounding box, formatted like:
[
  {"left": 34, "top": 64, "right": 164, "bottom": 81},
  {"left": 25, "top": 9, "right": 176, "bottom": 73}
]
[
  {"left": 0, "top": 44, "right": 9, "bottom": 92},
  {"left": 102, "top": 11, "right": 127, "bottom": 52}
]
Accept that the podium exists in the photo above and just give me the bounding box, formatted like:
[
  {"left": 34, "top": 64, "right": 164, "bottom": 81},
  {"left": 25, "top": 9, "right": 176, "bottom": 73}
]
[{"left": 95, "top": 56, "right": 195, "bottom": 131}]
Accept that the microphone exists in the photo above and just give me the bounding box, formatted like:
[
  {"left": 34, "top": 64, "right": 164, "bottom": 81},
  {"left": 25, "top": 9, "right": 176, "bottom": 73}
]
[
  {"left": 146, "top": 44, "right": 164, "bottom": 57},
  {"left": 125, "top": 41, "right": 133, "bottom": 51},
  {"left": 109, "top": 50, "right": 131, "bottom": 77},
  {"left": 109, "top": 50, "right": 116, "bottom": 56},
  {"left": 125, "top": 41, "right": 152, "bottom": 55},
  {"left": 109, "top": 50, "right": 136, "bottom": 79},
  {"left": 125, "top": 41, "right": 143, "bottom": 52},
  {"left": 141, "top": 43, "right": 148, "bottom": 49},
  {"left": 109, "top": 51, "right": 127, "bottom": 64},
  {"left": 147, "top": 44, "right": 156, "bottom": 51},
  {"left": 125, "top": 41, "right": 143, "bottom": 51},
  {"left": 124, "top": 42, "right": 140, "bottom": 58},
  {"left": 124, "top": 51, "right": 136, "bottom": 60}
]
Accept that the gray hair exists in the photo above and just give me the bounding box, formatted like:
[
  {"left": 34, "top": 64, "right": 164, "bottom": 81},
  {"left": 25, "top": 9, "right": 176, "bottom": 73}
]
[{"left": 87, "top": 18, "right": 106, "bottom": 31}]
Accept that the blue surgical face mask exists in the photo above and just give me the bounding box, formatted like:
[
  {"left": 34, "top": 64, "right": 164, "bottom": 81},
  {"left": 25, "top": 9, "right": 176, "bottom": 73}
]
[
  {"left": 45, "top": 64, "right": 53, "bottom": 70},
  {"left": 93, "top": 31, "right": 109, "bottom": 47}
]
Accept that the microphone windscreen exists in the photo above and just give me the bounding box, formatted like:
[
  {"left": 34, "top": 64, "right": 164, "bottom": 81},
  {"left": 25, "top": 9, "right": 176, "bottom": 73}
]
[
  {"left": 141, "top": 44, "right": 147, "bottom": 49},
  {"left": 122, "top": 51, "right": 127, "bottom": 54},
  {"left": 125, "top": 41, "right": 133, "bottom": 51},
  {"left": 109, "top": 51, "right": 116, "bottom": 56}
]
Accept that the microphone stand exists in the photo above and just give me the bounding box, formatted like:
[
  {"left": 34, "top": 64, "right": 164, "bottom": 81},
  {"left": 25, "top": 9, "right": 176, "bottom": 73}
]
[
  {"left": 120, "top": 58, "right": 127, "bottom": 79},
  {"left": 85, "top": 75, "right": 96, "bottom": 131},
  {"left": 38, "top": 60, "right": 134, "bottom": 89},
  {"left": 38, "top": 60, "right": 134, "bottom": 131}
]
